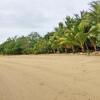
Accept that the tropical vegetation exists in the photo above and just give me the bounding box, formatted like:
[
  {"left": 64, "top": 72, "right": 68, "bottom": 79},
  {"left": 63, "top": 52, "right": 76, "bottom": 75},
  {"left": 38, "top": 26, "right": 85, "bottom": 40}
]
[{"left": 0, "top": 0, "right": 100, "bottom": 55}]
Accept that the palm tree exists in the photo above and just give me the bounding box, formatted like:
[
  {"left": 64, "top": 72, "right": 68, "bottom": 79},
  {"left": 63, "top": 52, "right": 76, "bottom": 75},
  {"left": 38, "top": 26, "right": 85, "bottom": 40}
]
[
  {"left": 75, "top": 29, "right": 88, "bottom": 52},
  {"left": 59, "top": 33, "right": 76, "bottom": 53},
  {"left": 75, "top": 11, "right": 91, "bottom": 52},
  {"left": 88, "top": 24, "right": 100, "bottom": 51},
  {"left": 90, "top": 1, "right": 100, "bottom": 24},
  {"left": 88, "top": 1, "right": 100, "bottom": 51},
  {"left": 65, "top": 15, "right": 88, "bottom": 52},
  {"left": 64, "top": 16, "right": 77, "bottom": 52},
  {"left": 49, "top": 34, "right": 60, "bottom": 53}
]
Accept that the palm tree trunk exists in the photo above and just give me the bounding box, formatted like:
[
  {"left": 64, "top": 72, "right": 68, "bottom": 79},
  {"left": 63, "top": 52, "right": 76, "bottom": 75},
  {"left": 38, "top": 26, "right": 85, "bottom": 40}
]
[
  {"left": 93, "top": 43, "right": 96, "bottom": 52},
  {"left": 81, "top": 44, "right": 85, "bottom": 52},
  {"left": 57, "top": 48, "right": 60, "bottom": 53},
  {"left": 53, "top": 49, "right": 56, "bottom": 53},
  {"left": 64, "top": 45, "right": 67, "bottom": 53},
  {"left": 85, "top": 42, "right": 89, "bottom": 51},
  {"left": 72, "top": 46, "right": 75, "bottom": 53},
  {"left": 65, "top": 48, "right": 67, "bottom": 53},
  {"left": 91, "top": 41, "right": 96, "bottom": 52}
]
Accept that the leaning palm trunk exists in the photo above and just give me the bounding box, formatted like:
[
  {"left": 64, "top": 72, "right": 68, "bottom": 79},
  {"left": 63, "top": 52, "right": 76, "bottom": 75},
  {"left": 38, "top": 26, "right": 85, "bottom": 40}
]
[
  {"left": 57, "top": 48, "right": 60, "bottom": 53},
  {"left": 81, "top": 44, "right": 85, "bottom": 52},
  {"left": 64, "top": 48, "right": 67, "bottom": 53},
  {"left": 53, "top": 49, "right": 56, "bottom": 53},
  {"left": 85, "top": 42, "right": 91, "bottom": 55},
  {"left": 64, "top": 45, "right": 68, "bottom": 53},
  {"left": 72, "top": 46, "right": 75, "bottom": 53},
  {"left": 92, "top": 42, "right": 96, "bottom": 52},
  {"left": 91, "top": 40, "right": 96, "bottom": 52}
]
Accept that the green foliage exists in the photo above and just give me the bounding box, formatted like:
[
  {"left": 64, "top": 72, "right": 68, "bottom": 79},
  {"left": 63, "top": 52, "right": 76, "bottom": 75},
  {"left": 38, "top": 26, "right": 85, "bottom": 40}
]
[{"left": 0, "top": 0, "right": 100, "bottom": 55}]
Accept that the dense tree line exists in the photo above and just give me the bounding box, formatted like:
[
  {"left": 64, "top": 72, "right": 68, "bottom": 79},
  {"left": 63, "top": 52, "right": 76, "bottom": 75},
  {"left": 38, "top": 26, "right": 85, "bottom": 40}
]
[{"left": 0, "top": 1, "right": 100, "bottom": 55}]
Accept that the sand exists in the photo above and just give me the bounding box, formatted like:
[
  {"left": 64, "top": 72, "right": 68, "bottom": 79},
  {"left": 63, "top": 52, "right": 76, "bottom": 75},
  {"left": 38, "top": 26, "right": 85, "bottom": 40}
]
[{"left": 0, "top": 54, "right": 100, "bottom": 100}]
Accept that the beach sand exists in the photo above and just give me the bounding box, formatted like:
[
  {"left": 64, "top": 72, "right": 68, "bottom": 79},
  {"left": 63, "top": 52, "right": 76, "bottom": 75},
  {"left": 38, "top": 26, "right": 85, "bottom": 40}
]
[{"left": 0, "top": 55, "right": 100, "bottom": 100}]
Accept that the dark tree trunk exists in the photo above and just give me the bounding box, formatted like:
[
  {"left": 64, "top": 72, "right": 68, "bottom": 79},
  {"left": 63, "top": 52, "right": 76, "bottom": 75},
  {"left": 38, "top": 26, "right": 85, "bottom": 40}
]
[
  {"left": 57, "top": 48, "right": 60, "bottom": 53},
  {"left": 93, "top": 43, "right": 96, "bottom": 52},
  {"left": 85, "top": 42, "right": 89, "bottom": 51},
  {"left": 72, "top": 46, "right": 75, "bottom": 53},
  {"left": 91, "top": 41, "right": 96, "bottom": 52},
  {"left": 81, "top": 44, "right": 85, "bottom": 53},
  {"left": 65, "top": 48, "right": 67, "bottom": 53},
  {"left": 53, "top": 49, "right": 56, "bottom": 53}
]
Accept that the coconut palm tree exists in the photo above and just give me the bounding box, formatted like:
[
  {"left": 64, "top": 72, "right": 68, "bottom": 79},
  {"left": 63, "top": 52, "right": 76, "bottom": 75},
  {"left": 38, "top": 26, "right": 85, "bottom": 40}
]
[
  {"left": 75, "top": 11, "right": 91, "bottom": 52},
  {"left": 90, "top": 1, "right": 100, "bottom": 24},
  {"left": 88, "top": 23, "right": 100, "bottom": 51},
  {"left": 59, "top": 33, "right": 76, "bottom": 53},
  {"left": 88, "top": 1, "right": 100, "bottom": 51},
  {"left": 75, "top": 29, "right": 88, "bottom": 52}
]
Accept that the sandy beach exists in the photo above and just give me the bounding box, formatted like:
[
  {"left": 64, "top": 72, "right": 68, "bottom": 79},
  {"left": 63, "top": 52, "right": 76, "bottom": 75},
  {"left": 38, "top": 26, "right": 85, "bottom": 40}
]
[{"left": 0, "top": 55, "right": 100, "bottom": 100}]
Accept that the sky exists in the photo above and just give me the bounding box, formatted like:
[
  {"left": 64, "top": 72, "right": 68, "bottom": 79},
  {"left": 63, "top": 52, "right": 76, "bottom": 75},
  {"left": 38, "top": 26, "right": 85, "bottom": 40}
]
[{"left": 0, "top": 0, "right": 95, "bottom": 43}]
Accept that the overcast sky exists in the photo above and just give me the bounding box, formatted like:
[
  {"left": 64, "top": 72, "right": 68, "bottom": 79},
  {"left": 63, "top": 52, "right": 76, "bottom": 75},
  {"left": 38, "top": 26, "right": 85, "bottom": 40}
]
[{"left": 0, "top": 0, "right": 95, "bottom": 43}]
